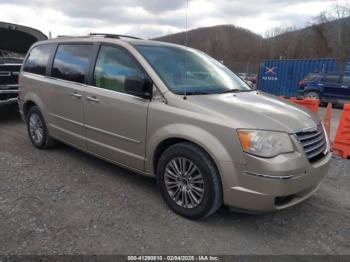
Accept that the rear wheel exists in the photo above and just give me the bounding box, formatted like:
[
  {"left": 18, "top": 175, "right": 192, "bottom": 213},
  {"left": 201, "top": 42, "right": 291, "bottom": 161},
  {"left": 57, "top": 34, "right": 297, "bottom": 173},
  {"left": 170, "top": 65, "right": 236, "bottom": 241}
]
[
  {"left": 26, "top": 106, "right": 56, "bottom": 149},
  {"left": 157, "top": 142, "right": 222, "bottom": 219},
  {"left": 304, "top": 91, "right": 319, "bottom": 100}
]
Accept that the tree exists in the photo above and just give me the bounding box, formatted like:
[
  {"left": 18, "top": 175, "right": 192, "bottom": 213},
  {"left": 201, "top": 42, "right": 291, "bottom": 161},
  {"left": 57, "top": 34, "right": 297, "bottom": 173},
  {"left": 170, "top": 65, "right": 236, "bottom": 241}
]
[
  {"left": 334, "top": 1, "right": 350, "bottom": 62},
  {"left": 327, "top": 0, "right": 350, "bottom": 70},
  {"left": 307, "top": 12, "right": 333, "bottom": 57}
]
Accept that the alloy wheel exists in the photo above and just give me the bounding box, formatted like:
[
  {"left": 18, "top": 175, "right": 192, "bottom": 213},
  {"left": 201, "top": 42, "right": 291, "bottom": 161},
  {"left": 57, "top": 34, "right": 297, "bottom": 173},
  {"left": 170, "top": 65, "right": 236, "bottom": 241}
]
[
  {"left": 29, "top": 113, "right": 44, "bottom": 144},
  {"left": 164, "top": 157, "right": 205, "bottom": 209}
]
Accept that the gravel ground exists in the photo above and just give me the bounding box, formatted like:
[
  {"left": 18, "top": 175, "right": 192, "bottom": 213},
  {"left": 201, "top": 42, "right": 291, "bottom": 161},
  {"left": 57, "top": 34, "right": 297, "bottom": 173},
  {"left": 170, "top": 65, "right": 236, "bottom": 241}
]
[{"left": 0, "top": 105, "right": 349, "bottom": 255}]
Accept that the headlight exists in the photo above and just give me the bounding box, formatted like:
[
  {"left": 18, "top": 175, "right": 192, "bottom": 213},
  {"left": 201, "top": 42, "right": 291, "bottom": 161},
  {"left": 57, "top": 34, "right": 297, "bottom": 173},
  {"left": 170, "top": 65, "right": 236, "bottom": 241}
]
[{"left": 237, "top": 130, "right": 294, "bottom": 158}]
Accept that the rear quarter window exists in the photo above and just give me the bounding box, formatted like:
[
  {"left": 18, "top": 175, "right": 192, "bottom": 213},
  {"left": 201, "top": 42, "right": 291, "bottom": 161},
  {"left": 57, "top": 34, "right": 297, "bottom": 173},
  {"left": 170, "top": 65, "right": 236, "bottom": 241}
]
[{"left": 23, "top": 44, "right": 54, "bottom": 75}]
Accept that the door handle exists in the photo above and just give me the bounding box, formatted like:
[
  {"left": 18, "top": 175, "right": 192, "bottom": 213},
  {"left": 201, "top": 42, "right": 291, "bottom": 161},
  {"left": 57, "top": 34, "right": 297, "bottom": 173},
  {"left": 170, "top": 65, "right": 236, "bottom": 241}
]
[
  {"left": 341, "top": 86, "right": 348, "bottom": 88},
  {"left": 86, "top": 96, "right": 99, "bottom": 103},
  {"left": 70, "top": 92, "right": 82, "bottom": 99}
]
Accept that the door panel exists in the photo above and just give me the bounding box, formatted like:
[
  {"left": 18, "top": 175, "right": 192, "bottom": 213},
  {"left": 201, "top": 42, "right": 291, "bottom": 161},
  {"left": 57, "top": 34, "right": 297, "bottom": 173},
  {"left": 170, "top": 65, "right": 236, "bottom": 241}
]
[
  {"left": 341, "top": 75, "right": 350, "bottom": 100},
  {"left": 46, "top": 78, "right": 86, "bottom": 149},
  {"left": 322, "top": 74, "right": 342, "bottom": 99},
  {"left": 84, "top": 88, "right": 149, "bottom": 170},
  {"left": 47, "top": 44, "right": 93, "bottom": 149},
  {"left": 84, "top": 44, "right": 150, "bottom": 171}
]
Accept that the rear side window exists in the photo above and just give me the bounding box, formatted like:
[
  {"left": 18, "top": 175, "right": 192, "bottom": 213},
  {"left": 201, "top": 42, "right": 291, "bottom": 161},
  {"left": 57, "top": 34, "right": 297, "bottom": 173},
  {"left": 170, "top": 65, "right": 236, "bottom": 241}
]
[
  {"left": 52, "top": 44, "right": 93, "bottom": 84},
  {"left": 323, "top": 74, "right": 340, "bottom": 83},
  {"left": 23, "top": 44, "right": 54, "bottom": 75}
]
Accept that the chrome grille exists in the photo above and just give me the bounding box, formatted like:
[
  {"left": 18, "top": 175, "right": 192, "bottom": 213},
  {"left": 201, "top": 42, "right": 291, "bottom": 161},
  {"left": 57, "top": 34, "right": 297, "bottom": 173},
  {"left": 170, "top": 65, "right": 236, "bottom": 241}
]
[{"left": 295, "top": 124, "right": 328, "bottom": 163}]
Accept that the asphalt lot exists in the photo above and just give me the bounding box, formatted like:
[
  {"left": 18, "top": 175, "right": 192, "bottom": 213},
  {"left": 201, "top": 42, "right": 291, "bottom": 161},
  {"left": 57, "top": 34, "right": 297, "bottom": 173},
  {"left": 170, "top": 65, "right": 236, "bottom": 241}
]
[{"left": 0, "top": 104, "right": 349, "bottom": 255}]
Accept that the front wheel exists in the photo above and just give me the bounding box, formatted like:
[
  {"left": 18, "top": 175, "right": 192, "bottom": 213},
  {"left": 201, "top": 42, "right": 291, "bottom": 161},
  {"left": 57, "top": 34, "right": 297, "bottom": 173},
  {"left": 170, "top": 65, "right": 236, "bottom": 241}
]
[
  {"left": 304, "top": 91, "right": 320, "bottom": 100},
  {"left": 157, "top": 142, "right": 222, "bottom": 219}
]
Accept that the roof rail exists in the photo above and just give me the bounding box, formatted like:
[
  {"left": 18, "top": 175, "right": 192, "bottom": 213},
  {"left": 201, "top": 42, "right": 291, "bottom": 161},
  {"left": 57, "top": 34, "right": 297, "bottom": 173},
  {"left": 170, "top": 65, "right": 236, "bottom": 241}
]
[
  {"left": 88, "top": 33, "right": 142, "bottom": 40},
  {"left": 57, "top": 35, "right": 86, "bottom": 38},
  {"left": 56, "top": 33, "right": 142, "bottom": 40}
]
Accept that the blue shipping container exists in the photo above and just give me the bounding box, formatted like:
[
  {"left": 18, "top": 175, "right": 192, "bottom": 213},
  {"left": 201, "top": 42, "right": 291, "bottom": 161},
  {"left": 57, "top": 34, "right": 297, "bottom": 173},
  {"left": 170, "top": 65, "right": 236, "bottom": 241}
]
[{"left": 258, "top": 59, "right": 339, "bottom": 97}]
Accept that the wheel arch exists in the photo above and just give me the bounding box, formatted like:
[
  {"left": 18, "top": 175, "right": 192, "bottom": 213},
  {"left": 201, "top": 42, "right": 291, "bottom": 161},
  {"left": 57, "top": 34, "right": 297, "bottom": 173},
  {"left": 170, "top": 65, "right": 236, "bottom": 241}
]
[
  {"left": 23, "top": 100, "right": 38, "bottom": 117},
  {"left": 147, "top": 124, "right": 233, "bottom": 177},
  {"left": 22, "top": 92, "right": 46, "bottom": 120},
  {"left": 153, "top": 137, "right": 207, "bottom": 175},
  {"left": 304, "top": 87, "right": 321, "bottom": 96}
]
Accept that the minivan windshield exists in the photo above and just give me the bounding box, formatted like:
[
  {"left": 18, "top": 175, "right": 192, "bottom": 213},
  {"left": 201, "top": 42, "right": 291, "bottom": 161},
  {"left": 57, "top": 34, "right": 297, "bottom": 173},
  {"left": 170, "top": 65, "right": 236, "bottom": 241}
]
[{"left": 135, "top": 44, "right": 252, "bottom": 95}]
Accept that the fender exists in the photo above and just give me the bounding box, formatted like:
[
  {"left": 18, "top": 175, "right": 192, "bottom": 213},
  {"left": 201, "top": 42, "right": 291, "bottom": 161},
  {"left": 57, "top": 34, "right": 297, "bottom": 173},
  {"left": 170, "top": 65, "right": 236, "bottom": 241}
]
[
  {"left": 145, "top": 123, "right": 239, "bottom": 175},
  {"left": 303, "top": 85, "right": 322, "bottom": 94},
  {"left": 22, "top": 91, "right": 47, "bottom": 122}
]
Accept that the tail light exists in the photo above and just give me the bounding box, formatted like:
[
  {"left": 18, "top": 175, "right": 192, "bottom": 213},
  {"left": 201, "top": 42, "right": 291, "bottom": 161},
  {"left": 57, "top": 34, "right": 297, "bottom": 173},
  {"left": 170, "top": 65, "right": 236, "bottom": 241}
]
[{"left": 299, "top": 80, "right": 305, "bottom": 89}]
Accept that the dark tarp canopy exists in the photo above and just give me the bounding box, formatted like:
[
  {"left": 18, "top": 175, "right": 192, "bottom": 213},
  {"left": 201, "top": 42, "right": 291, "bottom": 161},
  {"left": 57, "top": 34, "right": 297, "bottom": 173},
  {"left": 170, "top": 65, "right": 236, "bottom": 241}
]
[{"left": 0, "top": 21, "right": 47, "bottom": 54}]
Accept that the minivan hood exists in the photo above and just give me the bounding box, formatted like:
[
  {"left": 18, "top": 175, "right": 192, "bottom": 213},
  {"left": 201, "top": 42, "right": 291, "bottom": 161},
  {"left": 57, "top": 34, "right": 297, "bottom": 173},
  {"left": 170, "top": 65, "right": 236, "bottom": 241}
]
[
  {"left": 0, "top": 21, "right": 47, "bottom": 54},
  {"left": 183, "top": 91, "right": 320, "bottom": 133}
]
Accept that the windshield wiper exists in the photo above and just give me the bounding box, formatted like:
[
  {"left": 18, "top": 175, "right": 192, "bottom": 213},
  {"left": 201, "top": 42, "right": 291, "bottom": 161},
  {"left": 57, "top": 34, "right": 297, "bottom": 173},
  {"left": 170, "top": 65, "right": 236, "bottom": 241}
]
[
  {"left": 239, "top": 89, "right": 255, "bottom": 92},
  {"left": 176, "top": 89, "right": 253, "bottom": 96},
  {"left": 176, "top": 91, "right": 211, "bottom": 95},
  {"left": 218, "top": 89, "right": 241, "bottom": 94},
  {"left": 219, "top": 88, "right": 255, "bottom": 94}
]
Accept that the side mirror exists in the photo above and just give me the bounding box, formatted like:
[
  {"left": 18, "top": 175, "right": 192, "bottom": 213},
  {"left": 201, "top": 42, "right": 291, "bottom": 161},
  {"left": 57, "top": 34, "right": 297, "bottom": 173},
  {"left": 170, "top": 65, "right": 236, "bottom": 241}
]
[{"left": 124, "top": 76, "right": 153, "bottom": 99}]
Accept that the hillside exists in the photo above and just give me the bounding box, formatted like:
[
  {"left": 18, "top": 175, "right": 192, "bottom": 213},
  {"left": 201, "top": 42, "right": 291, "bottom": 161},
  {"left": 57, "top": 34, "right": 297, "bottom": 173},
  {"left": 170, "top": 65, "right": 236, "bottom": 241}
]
[
  {"left": 154, "top": 25, "right": 263, "bottom": 72},
  {"left": 154, "top": 17, "right": 350, "bottom": 73},
  {"left": 265, "top": 16, "right": 350, "bottom": 60}
]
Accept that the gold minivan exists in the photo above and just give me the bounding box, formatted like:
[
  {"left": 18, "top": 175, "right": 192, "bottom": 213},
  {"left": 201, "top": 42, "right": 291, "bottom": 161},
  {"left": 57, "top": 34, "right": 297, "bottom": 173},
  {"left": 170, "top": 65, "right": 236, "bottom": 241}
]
[{"left": 18, "top": 34, "right": 331, "bottom": 219}]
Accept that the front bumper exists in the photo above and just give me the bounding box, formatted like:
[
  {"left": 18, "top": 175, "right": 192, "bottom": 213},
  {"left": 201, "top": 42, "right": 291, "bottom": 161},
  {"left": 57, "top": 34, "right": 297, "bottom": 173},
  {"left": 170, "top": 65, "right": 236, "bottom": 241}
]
[
  {"left": 0, "top": 87, "right": 18, "bottom": 105},
  {"left": 221, "top": 150, "right": 332, "bottom": 212}
]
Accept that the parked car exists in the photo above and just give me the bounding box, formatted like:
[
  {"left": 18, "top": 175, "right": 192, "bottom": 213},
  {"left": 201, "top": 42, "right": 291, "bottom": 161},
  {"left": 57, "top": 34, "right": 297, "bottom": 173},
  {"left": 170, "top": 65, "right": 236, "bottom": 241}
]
[
  {"left": 0, "top": 21, "right": 46, "bottom": 106},
  {"left": 18, "top": 34, "right": 331, "bottom": 219},
  {"left": 299, "top": 72, "right": 350, "bottom": 104},
  {"left": 237, "top": 72, "right": 257, "bottom": 88},
  {"left": 246, "top": 73, "right": 257, "bottom": 85},
  {"left": 237, "top": 72, "right": 248, "bottom": 79},
  {"left": 0, "top": 55, "right": 22, "bottom": 105}
]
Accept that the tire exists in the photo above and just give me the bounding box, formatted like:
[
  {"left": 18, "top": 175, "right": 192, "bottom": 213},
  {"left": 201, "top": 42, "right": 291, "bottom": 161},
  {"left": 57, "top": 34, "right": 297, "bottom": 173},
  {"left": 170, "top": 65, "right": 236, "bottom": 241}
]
[
  {"left": 26, "top": 106, "right": 56, "bottom": 149},
  {"left": 304, "top": 91, "right": 320, "bottom": 100},
  {"left": 156, "top": 142, "right": 222, "bottom": 219}
]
